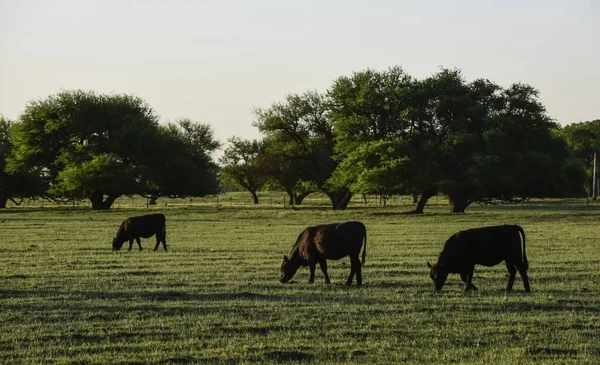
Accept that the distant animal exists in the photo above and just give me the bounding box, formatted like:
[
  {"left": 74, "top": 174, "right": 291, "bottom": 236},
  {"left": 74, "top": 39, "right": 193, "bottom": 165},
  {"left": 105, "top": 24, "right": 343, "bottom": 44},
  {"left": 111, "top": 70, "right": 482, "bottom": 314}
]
[
  {"left": 280, "top": 221, "right": 367, "bottom": 286},
  {"left": 427, "top": 224, "right": 530, "bottom": 292},
  {"left": 112, "top": 213, "right": 167, "bottom": 252}
]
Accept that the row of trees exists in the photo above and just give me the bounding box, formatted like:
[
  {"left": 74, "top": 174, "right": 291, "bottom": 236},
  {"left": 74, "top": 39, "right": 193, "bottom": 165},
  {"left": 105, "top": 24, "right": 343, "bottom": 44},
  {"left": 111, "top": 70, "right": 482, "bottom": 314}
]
[
  {"left": 221, "top": 67, "right": 591, "bottom": 213},
  {"left": 1, "top": 66, "right": 597, "bottom": 212},
  {"left": 1, "top": 91, "right": 219, "bottom": 209}
]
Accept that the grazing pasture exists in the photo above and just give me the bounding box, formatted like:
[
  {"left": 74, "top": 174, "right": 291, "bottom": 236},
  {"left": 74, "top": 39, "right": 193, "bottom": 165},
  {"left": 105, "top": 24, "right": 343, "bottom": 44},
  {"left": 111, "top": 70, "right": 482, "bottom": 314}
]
[{"left": 1, "top": 196, "right": 599, "bottom": 364}]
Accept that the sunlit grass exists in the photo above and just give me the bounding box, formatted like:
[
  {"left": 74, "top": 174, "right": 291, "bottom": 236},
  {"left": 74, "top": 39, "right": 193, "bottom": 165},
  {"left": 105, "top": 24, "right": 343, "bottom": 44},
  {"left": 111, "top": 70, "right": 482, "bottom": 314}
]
[{"left": 1, "top": 196, "right": 599, "bottom": 364}]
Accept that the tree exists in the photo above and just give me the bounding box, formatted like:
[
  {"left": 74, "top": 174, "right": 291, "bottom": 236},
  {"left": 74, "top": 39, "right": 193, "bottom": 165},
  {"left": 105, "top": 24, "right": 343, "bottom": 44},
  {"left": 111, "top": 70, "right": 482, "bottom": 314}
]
[
  {"left": 261, "top": 134, "right": 314, "bottom": 206},
  {"left": 9, "top": 90, "right": 219, "bottom": 210},
  {"left": 0, "top": 116, "right": 46, "bottom": 208},
  {"left": 328, "top": 66, "right": 437, "bottom": 212},
  {"left": 432, "top": 74, "right": 585, "bottom": 212},
  {"left": 149, "top": 118, "right": 220, "bottom": 199},
  {"left": 328, "top": 139, "right": 410, "bottom": 207},
  {"left": 557, "top": 120, "right": 600, "bottom": 197},
  {"left": 254, "top": 91, "right": 351, "bottom": 210},
  {"left": 220, "top": 137, "right": 267, "bottom": 204},
  {"left": 329, "top": 66, "right": 585, "bottom": 213}
]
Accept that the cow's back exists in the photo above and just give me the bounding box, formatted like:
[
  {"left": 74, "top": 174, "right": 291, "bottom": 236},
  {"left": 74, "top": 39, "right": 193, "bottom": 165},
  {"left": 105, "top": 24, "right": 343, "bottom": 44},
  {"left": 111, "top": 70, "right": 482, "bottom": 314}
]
[
  {"left": 441, "top": 225, "right": 523, "bottom": 269},
  {"left": 128, "top": 214, "right": 165, "bottom": 238},
  {"left": 312, "top": 221, "right": 365, "bottom": 260}
]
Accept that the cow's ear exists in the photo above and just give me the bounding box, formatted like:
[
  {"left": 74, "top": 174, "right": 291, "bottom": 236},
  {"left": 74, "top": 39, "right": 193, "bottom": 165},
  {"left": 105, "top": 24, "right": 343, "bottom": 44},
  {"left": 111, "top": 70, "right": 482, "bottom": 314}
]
[
  {"left": 283, "top": 255, "right": 289, "bottom": 262},
  {"left": 427, "top": 261, "right": 432, "bottom": 268}
]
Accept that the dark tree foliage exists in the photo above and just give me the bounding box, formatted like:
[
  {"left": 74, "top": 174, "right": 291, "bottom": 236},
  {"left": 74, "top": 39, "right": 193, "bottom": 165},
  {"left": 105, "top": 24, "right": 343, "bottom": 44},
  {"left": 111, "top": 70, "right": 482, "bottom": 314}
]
[
  {"left": 557, "top": 120, "right": 600, "bottom": 197},
  {"left": 254, "top": 91, "right": 351, "bottom": 210},
  {"left": 0, "top": 116, "right": 47, "bottom": 208},
  {"left": 9, "top": 91, "right": 219, "bottom": 209},
  {"left": 149, "top": 119, "right": 220, "bottom": 199},
  {"left": 329, "top": 67, "right": 585, "bottom": 213},
  {"left": 220, "top": 137, "right": 267, "bottom": 204},
  {"left": 261, "top": 134, "right": 314, "bottom": 206}
]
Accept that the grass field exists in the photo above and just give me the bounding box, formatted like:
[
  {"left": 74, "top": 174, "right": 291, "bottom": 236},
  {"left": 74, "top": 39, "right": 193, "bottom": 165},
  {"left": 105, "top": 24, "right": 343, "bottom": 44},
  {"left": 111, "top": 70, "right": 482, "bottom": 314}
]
[{"left": 1, "top": 195, "right": 599, "bottom": 364}]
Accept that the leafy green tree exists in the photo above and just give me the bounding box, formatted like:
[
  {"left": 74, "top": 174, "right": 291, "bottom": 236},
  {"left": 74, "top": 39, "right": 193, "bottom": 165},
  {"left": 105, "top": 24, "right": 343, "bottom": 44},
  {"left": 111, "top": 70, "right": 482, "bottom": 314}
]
[
  {"left": 149, "top": 118, "right": 220, "bottom": 199},
  {"left": 261, "top": 134, "right": 314, "bottom": 206},
  {"left": 0, "top": 116, "right": 47, "bottom": 208},
  {"left": 328, "top": 139, "right": 410, "bottom": 206},
  {"left": 9, "top": 90, "right": 220, "bottom": 209},
  {"left": 220, "top": 137, "right": 267, "bottom": 204},
  {"left": 254, "top": 91, "right": 351, "bottom": 210},
  {"left": 432, "top": 73, "right": 585, "bottom": 212},
  {"left": 329, "top": 67, "right": 585, "bottom": 213},
  {"left": 558, "top": 120, "right": 600, "bottom": 196},
  {"left": 328, "top": 67, "right": 437, "bottom": 212}
]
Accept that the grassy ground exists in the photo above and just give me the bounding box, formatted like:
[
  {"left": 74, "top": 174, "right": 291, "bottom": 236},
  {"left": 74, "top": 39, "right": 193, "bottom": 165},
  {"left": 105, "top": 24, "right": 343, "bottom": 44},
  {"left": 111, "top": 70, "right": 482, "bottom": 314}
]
[{"left": 1, "top": 195, "right": 599, "bottom": 364}]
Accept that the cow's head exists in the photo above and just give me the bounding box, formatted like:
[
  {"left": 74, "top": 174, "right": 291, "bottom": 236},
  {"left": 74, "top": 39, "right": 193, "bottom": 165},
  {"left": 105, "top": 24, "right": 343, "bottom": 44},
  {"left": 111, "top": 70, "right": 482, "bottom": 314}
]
[
  {"left": 112, "top": 237, "right": 124, "bottom": 251},
  {"left": 280, "top": 255, "right": 299, "bottom": 283},
  {"left": 427, "top": 261, "right": 448, "bottom": 292}
]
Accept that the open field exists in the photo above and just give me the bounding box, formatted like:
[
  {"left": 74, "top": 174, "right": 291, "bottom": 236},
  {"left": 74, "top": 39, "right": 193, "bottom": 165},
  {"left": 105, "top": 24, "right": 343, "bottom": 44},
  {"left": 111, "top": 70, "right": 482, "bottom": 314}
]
[{"left": 1, "top": 196, "right": 600, "bottom": 364}]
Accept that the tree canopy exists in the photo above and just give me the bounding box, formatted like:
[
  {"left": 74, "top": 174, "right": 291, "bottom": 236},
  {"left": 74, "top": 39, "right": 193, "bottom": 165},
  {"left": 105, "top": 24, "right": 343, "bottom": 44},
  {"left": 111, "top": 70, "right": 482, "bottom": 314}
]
[
  {"left": 220, "top": 137, "right": 267, "bottom": 204},
  {"left": 328, "top": 67, "right": 586, "bottom": 212},
  {"left": 254, "top": 91, "right": 352, "bottom": 210},
  {"left": 557, "top": 119, "right": 600, "bottom": 197},
  {"left": 0, "top": 115, "right": 47, "bottom": 208},
  {"left": 2, "top": 66, "right": 590, "bottom": 212},
  {"left": 8, "top": 90, "right": 219, "bottom": 209}
]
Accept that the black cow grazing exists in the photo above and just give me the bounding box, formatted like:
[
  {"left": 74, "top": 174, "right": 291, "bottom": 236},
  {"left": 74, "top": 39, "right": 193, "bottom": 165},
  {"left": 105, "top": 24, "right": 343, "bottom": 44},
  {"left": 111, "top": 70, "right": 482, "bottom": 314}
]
[
  {"left": 112, "top": 213, "right": 167, "bottom": 252},
  {"left": 427, "top": 224, "right": 530, "bottom": 292},
  {"left": 280, "top": 221, "right": 367, "bottom": 286}
]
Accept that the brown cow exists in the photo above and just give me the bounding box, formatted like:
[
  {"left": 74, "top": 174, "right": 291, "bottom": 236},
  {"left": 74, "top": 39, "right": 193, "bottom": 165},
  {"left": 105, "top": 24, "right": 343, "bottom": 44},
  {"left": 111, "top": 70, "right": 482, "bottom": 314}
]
[
  {"left": 280, "top": 221, "right": 367, "bottom": 286},
  {"left": 427, "top": 224, "right": 530, "bottom": 292},
  {"left": 112, "top": 213, "right": 167, "bottom": 252}
]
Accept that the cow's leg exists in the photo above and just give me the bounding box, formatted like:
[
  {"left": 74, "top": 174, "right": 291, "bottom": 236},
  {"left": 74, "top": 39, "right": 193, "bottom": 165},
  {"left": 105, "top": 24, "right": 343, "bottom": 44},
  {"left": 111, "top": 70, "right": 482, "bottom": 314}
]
[
  {"left": 128, "top": 239, "right": 134, "bottom": 251},
  {"left": 161, "top": 234, "right": 167, "bottom": 252},
  {"left": 460, "top": 272, "right": 477, "bottom": 291},
  {"left": 464, "top": 267, "right": 477, "bottom": 291},
  {"left": 517, "top": 263, "right": 531, "bottom": 292},
  {"left": 319, "top": 260, "right": 331, "bottom": 284},
  {"left": 505, "top": 262, "right": 517, "bottom": 291},
  {"left": 136, "top": 237, "right": 142, "bottom": 251},
  {"left": 345, "top": 256, "right": 357, "bottom": 286},
  {"left": 154, "top": 235, "right": 160, "bottom": 251},
  {"left": 309, "top": 263, "right": 316, "bottom": 284},
  {"left": 354, "top": 256, "right": 362, "bottom": 287}
]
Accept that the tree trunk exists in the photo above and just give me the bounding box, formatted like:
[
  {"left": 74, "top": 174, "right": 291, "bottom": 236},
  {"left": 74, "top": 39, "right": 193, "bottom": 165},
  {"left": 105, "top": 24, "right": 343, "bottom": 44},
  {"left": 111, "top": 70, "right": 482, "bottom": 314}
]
[
  {"left": 325, "top": 191, "right": 352, "bottom": 210},
  {"left": 286, "top": 189, "right": 311, "bottom": 206},
  {"left": 448, "top": 193, "right": 471, "bottom": 213},
  {"left": 294, "top": 192, "right": 311, "bottom": 205},
  {"left": 250, "top": 190, "right": 259, "bottom": 204},
  {"left": 285, "top": 189, "right": 295, "bottom": 206},
  {"left": 89, "top": 191, "right": 120, "bottom": 210},
  {"left": 414, "top": 189, "right": 437, "bottom": 214},
  {"left": 0, "top": 195, "right": 7, "bottom": 209}
]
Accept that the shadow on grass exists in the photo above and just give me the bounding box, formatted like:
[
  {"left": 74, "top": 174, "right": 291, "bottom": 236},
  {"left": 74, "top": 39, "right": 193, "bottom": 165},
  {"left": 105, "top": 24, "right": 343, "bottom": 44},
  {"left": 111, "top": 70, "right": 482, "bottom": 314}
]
[{"left": 0, "top": 288, "right": 380, "bottom": 306}]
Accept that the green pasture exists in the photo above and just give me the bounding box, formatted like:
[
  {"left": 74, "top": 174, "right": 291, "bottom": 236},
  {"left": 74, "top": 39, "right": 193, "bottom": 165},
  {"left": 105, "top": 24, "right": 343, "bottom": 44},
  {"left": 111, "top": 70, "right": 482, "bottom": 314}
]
[{"left": 1, "top": 195, "right": 599, "bottom": 364}]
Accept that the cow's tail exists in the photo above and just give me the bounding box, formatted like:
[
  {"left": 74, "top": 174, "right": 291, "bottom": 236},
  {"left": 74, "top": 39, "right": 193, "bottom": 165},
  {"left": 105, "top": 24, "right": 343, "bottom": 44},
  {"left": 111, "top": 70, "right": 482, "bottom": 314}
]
[
  {"left": 515, "top": 225, "right": 528, "bottom": 270},
  {"left": 361, "top": 228, "right": 367, "bottom": 265}
]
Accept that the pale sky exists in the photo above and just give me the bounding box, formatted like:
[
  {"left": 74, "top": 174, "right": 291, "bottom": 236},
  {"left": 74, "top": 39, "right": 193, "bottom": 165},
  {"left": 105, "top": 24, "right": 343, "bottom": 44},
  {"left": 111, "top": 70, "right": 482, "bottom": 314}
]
[{"left": 1, "top": 0, "right": 598, "bottom": 147}]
